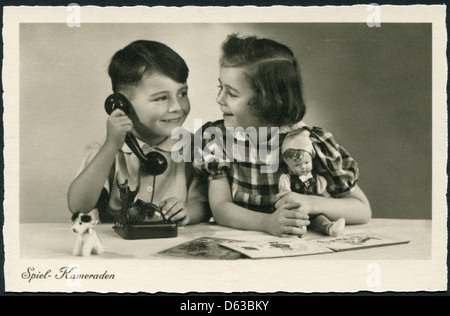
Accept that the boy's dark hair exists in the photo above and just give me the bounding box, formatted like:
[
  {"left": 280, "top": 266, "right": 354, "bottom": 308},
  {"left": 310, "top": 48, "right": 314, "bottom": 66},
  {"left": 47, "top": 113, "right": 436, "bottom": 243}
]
[
  {"left": 108, "top": 40, "right": 189, "bottom": 93},
  {"left": 220, "top": 34, "right": 306, "bottom": 126}
]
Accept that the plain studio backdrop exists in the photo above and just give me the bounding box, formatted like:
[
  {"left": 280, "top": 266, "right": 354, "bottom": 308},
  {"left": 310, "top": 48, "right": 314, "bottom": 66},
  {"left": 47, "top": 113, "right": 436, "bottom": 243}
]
[{"left": 19, "top": 23, "right": 431, "bottom": 223}]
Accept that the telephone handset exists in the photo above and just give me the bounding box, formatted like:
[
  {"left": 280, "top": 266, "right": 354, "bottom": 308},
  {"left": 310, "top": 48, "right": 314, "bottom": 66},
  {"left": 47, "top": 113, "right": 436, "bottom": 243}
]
[
  {"left": 106, "top": 93, "right": 177, "bottom": 240},
  {"left": 104, "top": 93, "right": 168, "bottom": 176}
]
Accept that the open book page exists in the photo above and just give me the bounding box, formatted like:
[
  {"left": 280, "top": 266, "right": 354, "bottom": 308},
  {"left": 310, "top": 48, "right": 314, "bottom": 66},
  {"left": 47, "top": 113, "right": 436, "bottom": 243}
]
[
  {"left": 218, "top": 231, "right": 410, "bottom": 259},
  {"left": 159, "top": 231, "right": 411, "bottom": 260},
  {"left": 217, "top": 238, "right": 334, "bottom": 259},
  {"left": 157, "top": 237, "right": 244, "bottom": 260},
  {"left": 305, "top": 232, "right": 410, "bottom": 252}
]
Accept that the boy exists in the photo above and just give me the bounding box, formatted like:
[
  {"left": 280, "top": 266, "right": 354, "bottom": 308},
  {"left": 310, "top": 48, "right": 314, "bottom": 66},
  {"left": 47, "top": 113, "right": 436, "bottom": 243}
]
[{"left": 68, "top": 40, "right": 209, "bottom": 225}]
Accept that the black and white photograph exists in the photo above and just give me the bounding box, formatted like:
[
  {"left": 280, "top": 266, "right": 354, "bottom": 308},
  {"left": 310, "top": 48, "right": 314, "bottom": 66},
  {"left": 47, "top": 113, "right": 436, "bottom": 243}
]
[{"left": 1, "top": 4, "right": 447, "bottom": 295}]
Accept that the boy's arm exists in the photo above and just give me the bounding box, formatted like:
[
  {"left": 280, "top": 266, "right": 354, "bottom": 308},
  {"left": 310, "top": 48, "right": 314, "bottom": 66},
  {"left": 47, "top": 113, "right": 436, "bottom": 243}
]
[
  {"left": 161, "top": 174, "right": 211, "bottom": 225},
  {"left": 183, "top": 177, "right": 211, "bottom": 225},
  {"left": 209, "top": 176, "right": 309, "bottom": 236},
  {"left": 67, "top": 142, "right": 117, "bottom": 214},
  {"left": 68, "top": 109, "right": 131, "bottom": 214},
  {"left": 276, "top": 185, "right": 371, "bottom": 225}
]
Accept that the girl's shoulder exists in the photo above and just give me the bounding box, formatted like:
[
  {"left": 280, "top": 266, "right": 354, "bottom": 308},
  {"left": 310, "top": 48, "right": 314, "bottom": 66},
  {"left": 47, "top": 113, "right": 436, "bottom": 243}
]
[
  {"left": 282, "top": 121, "right": 334, "bottom": 140},
  {"left": 194, "top": 119, "right": 227, "bottom": 143},
  {"left": 303, "top": 125, "right": 335, "bottom": 143},
  {"left": 199, "top": 119, "right": 226, "bottom": 132},
  {"left": 288, "top": 123, "right": 345, "bottom": 156}
]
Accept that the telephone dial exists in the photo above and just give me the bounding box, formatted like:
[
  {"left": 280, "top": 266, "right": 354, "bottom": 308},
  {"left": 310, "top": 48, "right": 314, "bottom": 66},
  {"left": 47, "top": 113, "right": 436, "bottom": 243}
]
[{"left": 104, "top": 93, "right": 177, "bottom": 239}]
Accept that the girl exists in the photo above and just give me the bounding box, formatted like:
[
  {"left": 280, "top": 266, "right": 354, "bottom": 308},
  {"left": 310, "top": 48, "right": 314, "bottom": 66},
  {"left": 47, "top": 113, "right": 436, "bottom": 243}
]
[{"left": 194, "top": 34, "right": 371, "bottom": 237}]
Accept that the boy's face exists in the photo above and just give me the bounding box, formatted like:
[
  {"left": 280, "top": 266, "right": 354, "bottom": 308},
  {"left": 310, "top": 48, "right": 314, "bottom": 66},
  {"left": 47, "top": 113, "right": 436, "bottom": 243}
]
[
  {"left": 284, "top": 152, "right": 313, "bottom": 176},
  {"left": 217, "top": 67, "right": 262, "bottom": 129},
  {"left": 123, "top": 72, "right": 190, "bottom": 145}
]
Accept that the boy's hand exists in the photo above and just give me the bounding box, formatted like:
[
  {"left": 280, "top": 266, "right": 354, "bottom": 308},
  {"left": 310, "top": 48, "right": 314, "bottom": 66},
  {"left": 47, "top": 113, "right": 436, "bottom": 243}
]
[
  {"left": 159, "top": 197, "right": 189, "bottom": 226},
  {"left": 265, "top": 202, "right": 310, "bottom": 237},
  {"left": 105, "top": 109, "right": 133, "bottom": 150}
]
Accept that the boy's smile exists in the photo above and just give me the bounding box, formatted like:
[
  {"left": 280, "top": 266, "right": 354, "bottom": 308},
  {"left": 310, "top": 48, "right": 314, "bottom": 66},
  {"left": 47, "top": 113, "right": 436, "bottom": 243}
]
[{"left": 123, "top": 72, "right": 190, "bottom": 146}]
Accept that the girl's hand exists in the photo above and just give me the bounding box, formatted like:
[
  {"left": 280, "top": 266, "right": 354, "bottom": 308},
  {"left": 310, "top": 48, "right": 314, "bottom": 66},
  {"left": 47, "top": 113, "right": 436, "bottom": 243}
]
[
  {"left": 265, "top": 202, "right": 310, "bottom": 237},
  {"left": 105, "top": 109, "right": 133, "bottom": 151},
  {"left": 159, "top": 197, "right": 189, "bottom": 226},
  {"left": 275, "top": 191, "right": 318, "bottom": 216}
]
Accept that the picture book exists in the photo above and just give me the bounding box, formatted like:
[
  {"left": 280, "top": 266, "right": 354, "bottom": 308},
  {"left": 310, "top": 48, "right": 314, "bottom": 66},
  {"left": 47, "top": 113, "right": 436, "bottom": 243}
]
[
  {"left": 306, "top": 232, "right": 410, "bottom": 252},
  {"left": 159, "top": 232, "right": 410, "bottom": 260},
  {"left": 157, "top": 237, "right": 244, "bottom": 260},
  {"left": 217, "top": 238, "right": 334, "bottom": 259}
]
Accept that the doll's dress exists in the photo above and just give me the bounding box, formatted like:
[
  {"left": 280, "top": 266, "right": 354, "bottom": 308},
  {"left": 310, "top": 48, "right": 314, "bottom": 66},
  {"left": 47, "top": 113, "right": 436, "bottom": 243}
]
[
  {"left": 278, "top": 172, "right": 328, "bottom": 196},
  {"left": 289, "top": 173, "right": 317, "bottom": 195},
  {"left": 279, "top": 172, "right": 345, "bottom": 237}
]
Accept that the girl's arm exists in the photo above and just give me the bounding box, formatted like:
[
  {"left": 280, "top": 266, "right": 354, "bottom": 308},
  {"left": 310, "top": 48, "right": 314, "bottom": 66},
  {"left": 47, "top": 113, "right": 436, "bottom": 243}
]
[
  {"left": 209, "top": 176, "right": 310, "bottom": 236},
  {"left": 67, "top": 109, "right": 132, "bottom": 213},
  {"left": 275, "top": 185, "right": 371, "bottom": 225}
]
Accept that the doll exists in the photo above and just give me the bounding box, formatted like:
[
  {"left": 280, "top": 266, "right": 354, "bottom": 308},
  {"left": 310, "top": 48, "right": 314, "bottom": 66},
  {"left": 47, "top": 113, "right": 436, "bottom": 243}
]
[{"left": 279, "top": 130, "right": 345, "bottom": 237}]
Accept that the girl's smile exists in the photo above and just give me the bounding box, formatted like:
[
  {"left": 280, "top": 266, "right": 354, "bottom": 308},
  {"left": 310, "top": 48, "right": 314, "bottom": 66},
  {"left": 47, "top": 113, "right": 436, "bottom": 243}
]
[{"left": 216, "top": 67, "right": 264, "bottom": 129}]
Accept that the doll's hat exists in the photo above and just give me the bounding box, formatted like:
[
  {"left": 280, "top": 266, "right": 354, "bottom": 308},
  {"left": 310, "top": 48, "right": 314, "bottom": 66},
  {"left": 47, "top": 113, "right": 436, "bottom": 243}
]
[{"left": 281, "top": 129, "right": 315, "bottom": 157}]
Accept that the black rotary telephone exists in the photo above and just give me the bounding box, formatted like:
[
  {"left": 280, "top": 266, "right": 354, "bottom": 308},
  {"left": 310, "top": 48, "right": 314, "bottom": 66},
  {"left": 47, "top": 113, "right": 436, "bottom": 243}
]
[
  {"left": 104, "top": 93, "right": 168, "bottom": 176},
  {"left": 104, "top": 93, "right": 177, "bottom": 239}
]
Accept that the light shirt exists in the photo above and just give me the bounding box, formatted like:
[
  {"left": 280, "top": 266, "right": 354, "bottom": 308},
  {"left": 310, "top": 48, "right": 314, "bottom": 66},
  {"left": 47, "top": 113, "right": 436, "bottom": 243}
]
[{"left": 76, "top": 136, "right": 207, "bottom": 219}]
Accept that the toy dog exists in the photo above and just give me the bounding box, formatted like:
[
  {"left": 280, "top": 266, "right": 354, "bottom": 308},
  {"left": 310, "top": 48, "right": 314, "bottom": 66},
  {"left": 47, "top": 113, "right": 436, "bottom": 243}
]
[{"left": 71, "top": 211, "right": 104, "bottom": 256}]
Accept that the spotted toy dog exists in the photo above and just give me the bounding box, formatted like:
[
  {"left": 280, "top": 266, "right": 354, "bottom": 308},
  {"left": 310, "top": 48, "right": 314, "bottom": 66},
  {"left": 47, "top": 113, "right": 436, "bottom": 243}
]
[{"left": 71, "top": 211, "right": 104, "bottom": 256}]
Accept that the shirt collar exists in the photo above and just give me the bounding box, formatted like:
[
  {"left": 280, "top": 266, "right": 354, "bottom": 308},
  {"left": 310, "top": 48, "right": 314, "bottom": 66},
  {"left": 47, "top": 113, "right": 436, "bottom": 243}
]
[
  {"left": 230, "top": 120, "right": 310, "bottom": 143},
  {"left": 279, "top": 120, "right": 310, "bottom": 134},
  {"left": 120, "top": 136, "right": 179, "bottom": 154}
]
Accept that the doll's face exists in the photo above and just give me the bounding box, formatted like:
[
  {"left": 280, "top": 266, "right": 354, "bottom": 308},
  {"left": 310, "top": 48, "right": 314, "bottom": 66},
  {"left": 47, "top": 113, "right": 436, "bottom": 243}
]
[{"left": 284, "top": 151, "right": 313, "bottom": 176}]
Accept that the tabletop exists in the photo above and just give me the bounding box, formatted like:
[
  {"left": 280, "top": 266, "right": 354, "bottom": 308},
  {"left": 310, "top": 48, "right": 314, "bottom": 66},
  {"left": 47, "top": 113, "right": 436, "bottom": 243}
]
[{"left": 20, "top": 218, "right": 431, "bottom": 260}]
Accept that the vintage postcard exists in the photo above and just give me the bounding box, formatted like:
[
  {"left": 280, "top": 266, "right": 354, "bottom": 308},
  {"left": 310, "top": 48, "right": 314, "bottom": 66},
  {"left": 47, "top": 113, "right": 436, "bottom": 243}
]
[{"left": 2, "top": 5, "right": 447, "bottom": 295}]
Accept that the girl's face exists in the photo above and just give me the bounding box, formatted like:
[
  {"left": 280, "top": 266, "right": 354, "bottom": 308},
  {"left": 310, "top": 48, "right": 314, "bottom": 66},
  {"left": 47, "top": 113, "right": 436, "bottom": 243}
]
[
  {"left": 123, "top": 72, "right": 190, "bottom": 146},
  {"left": 217, "top": 67, "right": 263, "bottom": 129}
]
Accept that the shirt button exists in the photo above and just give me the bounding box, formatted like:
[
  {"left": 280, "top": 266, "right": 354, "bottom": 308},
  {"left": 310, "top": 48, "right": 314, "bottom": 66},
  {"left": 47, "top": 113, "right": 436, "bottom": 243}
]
[{"left": 146, "top": 186, "right": 153, "bottom": 193}]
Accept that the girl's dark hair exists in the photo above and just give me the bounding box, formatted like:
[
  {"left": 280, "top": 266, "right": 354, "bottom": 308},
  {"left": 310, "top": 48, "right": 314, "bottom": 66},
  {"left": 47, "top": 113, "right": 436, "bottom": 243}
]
[
  {"left": 108, "top": 40, "right": 189, "bottom": 92},
  {"left": 220, "top": 34, "right": 306, "bottom": 126}
]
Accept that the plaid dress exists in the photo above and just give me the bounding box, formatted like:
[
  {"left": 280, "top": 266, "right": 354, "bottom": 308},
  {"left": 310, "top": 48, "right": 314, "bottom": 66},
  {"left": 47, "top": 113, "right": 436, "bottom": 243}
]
[{"left": 193, "top": 120, "right": 359, "bottom": 213}]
